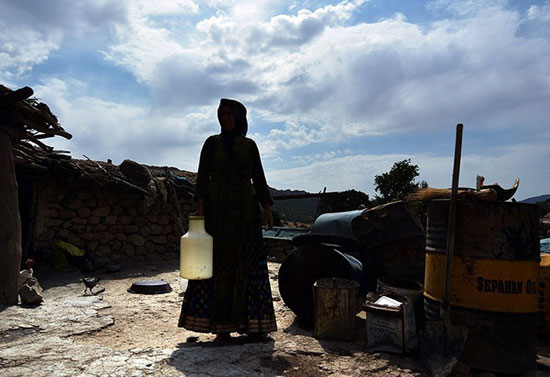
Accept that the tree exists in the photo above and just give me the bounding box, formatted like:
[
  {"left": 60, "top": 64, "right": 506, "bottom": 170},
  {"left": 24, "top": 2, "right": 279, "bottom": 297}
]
[
  {"left": 373, "top": 159, "right": 421, "bottom": 204},
  {"left": 316, "top": 189, "right": 370, "bottom": 216}
]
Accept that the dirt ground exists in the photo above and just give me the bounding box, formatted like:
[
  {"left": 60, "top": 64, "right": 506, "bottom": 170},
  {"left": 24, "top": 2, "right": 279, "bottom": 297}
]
[
  {"left": 10, "top": 259, "right": 549, "bottom": 377},
  {"left": 73, "top": 260, "right": 297, "bottom": 349},
  {"left": 46, "top": 259, "right": 427, "bottom": 377}
]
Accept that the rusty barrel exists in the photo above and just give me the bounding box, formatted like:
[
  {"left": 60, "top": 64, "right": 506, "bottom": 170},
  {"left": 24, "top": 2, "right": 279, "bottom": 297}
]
[
  {"left": 538, "top": 253, "right": 550, "bottom": 336},
  {"left": 423, "top": 200, "right": 540, "bottom": 374}
]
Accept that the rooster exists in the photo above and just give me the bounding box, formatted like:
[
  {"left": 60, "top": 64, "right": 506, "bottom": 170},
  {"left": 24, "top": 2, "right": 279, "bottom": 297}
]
[{"left": 82, "top": 276, "right": 101, "bottom": 295}]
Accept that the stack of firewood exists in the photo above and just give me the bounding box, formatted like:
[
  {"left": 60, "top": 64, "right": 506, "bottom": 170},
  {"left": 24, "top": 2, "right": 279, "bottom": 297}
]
[
  {"left": 0, "top": 84, "right": 72, "bottom": 152},
  {"left": 1, "top": 84, "right": 74, "bottom": 306}
]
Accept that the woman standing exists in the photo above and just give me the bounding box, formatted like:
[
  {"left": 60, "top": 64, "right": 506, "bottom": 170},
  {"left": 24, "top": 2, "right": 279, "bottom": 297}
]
[{"left": 178, "top": 98, "right": 277, "bottom": 340}]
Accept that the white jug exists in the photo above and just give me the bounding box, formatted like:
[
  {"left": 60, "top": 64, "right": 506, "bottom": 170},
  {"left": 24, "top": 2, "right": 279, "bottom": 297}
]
[{"left": 180, "top": 216, "right": 213, "bottom": 279}]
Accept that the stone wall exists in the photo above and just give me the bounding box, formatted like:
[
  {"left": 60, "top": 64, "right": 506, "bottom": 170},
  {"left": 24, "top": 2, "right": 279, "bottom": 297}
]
[{"left": 33, "top": 175, "right": 194, "bottom": 268}]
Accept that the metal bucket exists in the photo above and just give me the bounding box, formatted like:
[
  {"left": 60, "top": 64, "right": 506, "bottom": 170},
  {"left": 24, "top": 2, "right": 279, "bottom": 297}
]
[
  {"left": 424, "top": 199, "right": 540, "bottom": 373},
  {"left": 313, "top": 278, "right": 360, "bottom": 341},
  {"left": 278, "top": 243, "right": 363, "bottom": 324}
]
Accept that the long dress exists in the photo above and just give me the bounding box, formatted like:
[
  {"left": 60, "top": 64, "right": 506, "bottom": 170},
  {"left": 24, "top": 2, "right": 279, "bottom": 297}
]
[{"left": 178, "top": 134, "right": 277, "bottom": 334}]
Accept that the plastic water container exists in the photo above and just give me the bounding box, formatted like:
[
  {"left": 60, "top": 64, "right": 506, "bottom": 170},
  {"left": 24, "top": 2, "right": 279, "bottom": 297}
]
[{"left": 180, "top": 216, "right": 213, "bottom": 279}]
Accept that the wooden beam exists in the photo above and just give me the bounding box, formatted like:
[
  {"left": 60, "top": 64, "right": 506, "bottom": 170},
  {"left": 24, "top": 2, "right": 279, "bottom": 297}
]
[
  {"left": 22, "top": 131, "right": 53, "bottom": 152},
  {"left": 0, "top": 128, "right": 23, "bottom": 305},
  {"left": 0, "top": 86, "right": 33, "bottom": 104}
]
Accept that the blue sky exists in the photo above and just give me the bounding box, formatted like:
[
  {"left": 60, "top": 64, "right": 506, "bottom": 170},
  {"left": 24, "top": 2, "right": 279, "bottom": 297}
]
[{"left": 1, "top": 0, "right": 549, "bottom": 200}]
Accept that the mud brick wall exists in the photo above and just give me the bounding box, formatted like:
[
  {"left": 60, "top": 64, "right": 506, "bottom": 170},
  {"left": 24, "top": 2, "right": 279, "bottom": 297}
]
[{"left": 33, "top": 176, "right": 194, "bottom": 268}]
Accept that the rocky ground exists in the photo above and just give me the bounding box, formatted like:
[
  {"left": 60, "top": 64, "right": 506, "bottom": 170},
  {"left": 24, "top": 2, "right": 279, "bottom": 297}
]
[{"left": 1, "top": 260, "right": 549, "bottom": 377}]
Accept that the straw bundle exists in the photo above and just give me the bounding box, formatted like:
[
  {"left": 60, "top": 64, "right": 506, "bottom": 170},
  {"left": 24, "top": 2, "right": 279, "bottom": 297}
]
[{"left": 406, "top": 187, "right": 498, "bottom": 202}]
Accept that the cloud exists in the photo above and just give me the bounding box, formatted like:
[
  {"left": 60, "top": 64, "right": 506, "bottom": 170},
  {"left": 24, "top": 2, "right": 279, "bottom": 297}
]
[
  {"left": 248, "top": 3, "right": 550, "bottom": 151},
  {"left": 2, "top": 0, "right": 549, "bottom": 200},
  {"left": 133, "top": 0, "right": 199, "bottom": 16},
  {"left": 148, "top": 54, "right": 259, "bottom": 108},
  {"left": 33, "top": 77, "right": 216, "bottom": 171},
  {"left": 0, "top": 28, "right": 61, "bottom": 80},
  {"left": 0, "top": 0, "right": 127, "bottom": 32},
  {"left": 523, "top": 1, "right": 550, "bottom": 37},
  {"left": 106, "top": 0, "right": 367, "bottom": 113},
  {"left": 98, "top": 0, "right": 549, "bottom": 152},
  {"left": 0, "top": 0, "right": 127, "bottom": 79},
  {"left": 528, "top": 2, "right": 550, "bottom": 21}
]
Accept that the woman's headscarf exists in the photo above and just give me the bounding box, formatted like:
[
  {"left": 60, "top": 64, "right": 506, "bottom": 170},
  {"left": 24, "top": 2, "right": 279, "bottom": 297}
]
[
  {"left": 217, "top": 98, "right": 248, "bottom": 136},
  {"left": 217, "top": 98, "right": 248, "bottom": 159}
]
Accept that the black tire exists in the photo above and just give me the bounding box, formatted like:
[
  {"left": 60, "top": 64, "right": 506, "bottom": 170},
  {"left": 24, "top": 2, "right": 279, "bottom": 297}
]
[{"left": 291, "top": 233, "right": 358, "bottom": 250}]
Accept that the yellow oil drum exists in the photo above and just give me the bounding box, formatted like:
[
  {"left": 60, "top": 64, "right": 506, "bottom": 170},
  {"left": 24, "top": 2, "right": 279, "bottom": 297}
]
[
  {"left": 538, "top": 253, "right": 550, "bottom": 336},
  {"left": 424, "top": 199, "right": 540, "bottom": 374}
]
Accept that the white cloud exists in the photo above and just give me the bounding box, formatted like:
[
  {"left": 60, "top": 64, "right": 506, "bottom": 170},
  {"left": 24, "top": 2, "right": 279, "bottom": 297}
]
[
  {"left": 106, "top": 0, "right": 368, "bottom": 112},
  {"left": 2, "top": 0, "right": 549, "bottom": 200},
  {"left": 231, "top": 0, "right": 284, "bottom": 21},
  {"left": 0, "top": 0, "right": 127, "bottom": 80},
  {"left": 93, "top": 0, "right": 550, "bottom": 161},
  {"left": 133, "top": 0, "right": 199, "bottom": 16},
  {"left": 33, "top": 77, "right": 216, "bottom": 171},
  {"left": 0, "top": 27, "right": 61, "bottom": 80},
  {"left": 524, "top": 1, "right": 550, "bottom": 37},
  {"left": 528, "top": 2, "right": 550, "bottom": 21}
]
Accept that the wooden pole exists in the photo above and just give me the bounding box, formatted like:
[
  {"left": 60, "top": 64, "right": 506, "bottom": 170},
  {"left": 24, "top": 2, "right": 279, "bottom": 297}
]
[{"left": 0, "top": 129, "right": 22, "bottom": 305}]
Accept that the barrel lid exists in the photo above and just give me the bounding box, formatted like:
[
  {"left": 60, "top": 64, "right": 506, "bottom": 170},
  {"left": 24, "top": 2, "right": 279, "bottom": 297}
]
[{"left": 127, "top": 279, "right": 172, "bottom": 294}]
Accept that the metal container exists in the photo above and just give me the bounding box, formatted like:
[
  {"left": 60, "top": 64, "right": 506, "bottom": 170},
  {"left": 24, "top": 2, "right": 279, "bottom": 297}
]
[
  {"left": 312, "top": 209, "right": 364, "bottom": 238},
  {"left": 377, "top": 276, "right": 424, "bottom": 330},
  {"left": 278, "top": 243, "right": 363, "bottom": 323},
  {"left": 127, "top": 279, "right": 172, "bottom": 294},
  {"left": 364, "top": 293, "right": 418, "bottom": 353},
  {"left": 424, "top": 199, "right": 540, "bottom": 373},
  {"left": 352, "top": 201, "right": 426, "bottom": 291},
  {"left": 313, "top": 278, "right": 360, "bottom": 340}
]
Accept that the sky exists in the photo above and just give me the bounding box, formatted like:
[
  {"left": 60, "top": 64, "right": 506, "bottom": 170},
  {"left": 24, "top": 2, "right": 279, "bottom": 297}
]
[{"left": 1, "top": 0, "right": 549, "bottom": 201}]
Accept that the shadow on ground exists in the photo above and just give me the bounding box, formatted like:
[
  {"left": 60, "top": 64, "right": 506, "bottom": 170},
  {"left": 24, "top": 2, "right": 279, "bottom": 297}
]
[
  {"left": 34, "top": 258, "right": 180, "bottom": 292},
  {"left": 167, "top": 336, "right": 280, "bottom": 376}
]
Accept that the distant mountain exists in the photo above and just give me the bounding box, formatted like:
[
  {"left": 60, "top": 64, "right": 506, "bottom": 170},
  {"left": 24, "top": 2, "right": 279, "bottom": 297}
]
[
  {"left": 520, "top": 194, "right": 550, "bottom": 204},
  {"left": 269, "top": 188, "right": 318, "bottom": 224}
]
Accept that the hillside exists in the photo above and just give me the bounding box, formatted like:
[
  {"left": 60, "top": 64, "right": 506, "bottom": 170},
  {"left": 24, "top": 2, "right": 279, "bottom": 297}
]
[{"left": 520, "top": 194, "right": 550, "bottom": 204}]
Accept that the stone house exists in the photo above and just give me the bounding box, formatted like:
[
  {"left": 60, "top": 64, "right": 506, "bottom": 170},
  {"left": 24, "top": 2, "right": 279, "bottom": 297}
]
[{"left": 16, "top": 151, "right": 196, "bottom": 269}]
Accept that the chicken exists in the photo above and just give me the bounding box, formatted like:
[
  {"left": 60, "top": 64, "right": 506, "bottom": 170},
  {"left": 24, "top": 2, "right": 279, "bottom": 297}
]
[
  {"left": 82, "top": 277, "right": 101, "bottom": 295},
  {"left": 477, "top": 176, "right": 520, "bottom": 201}
]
